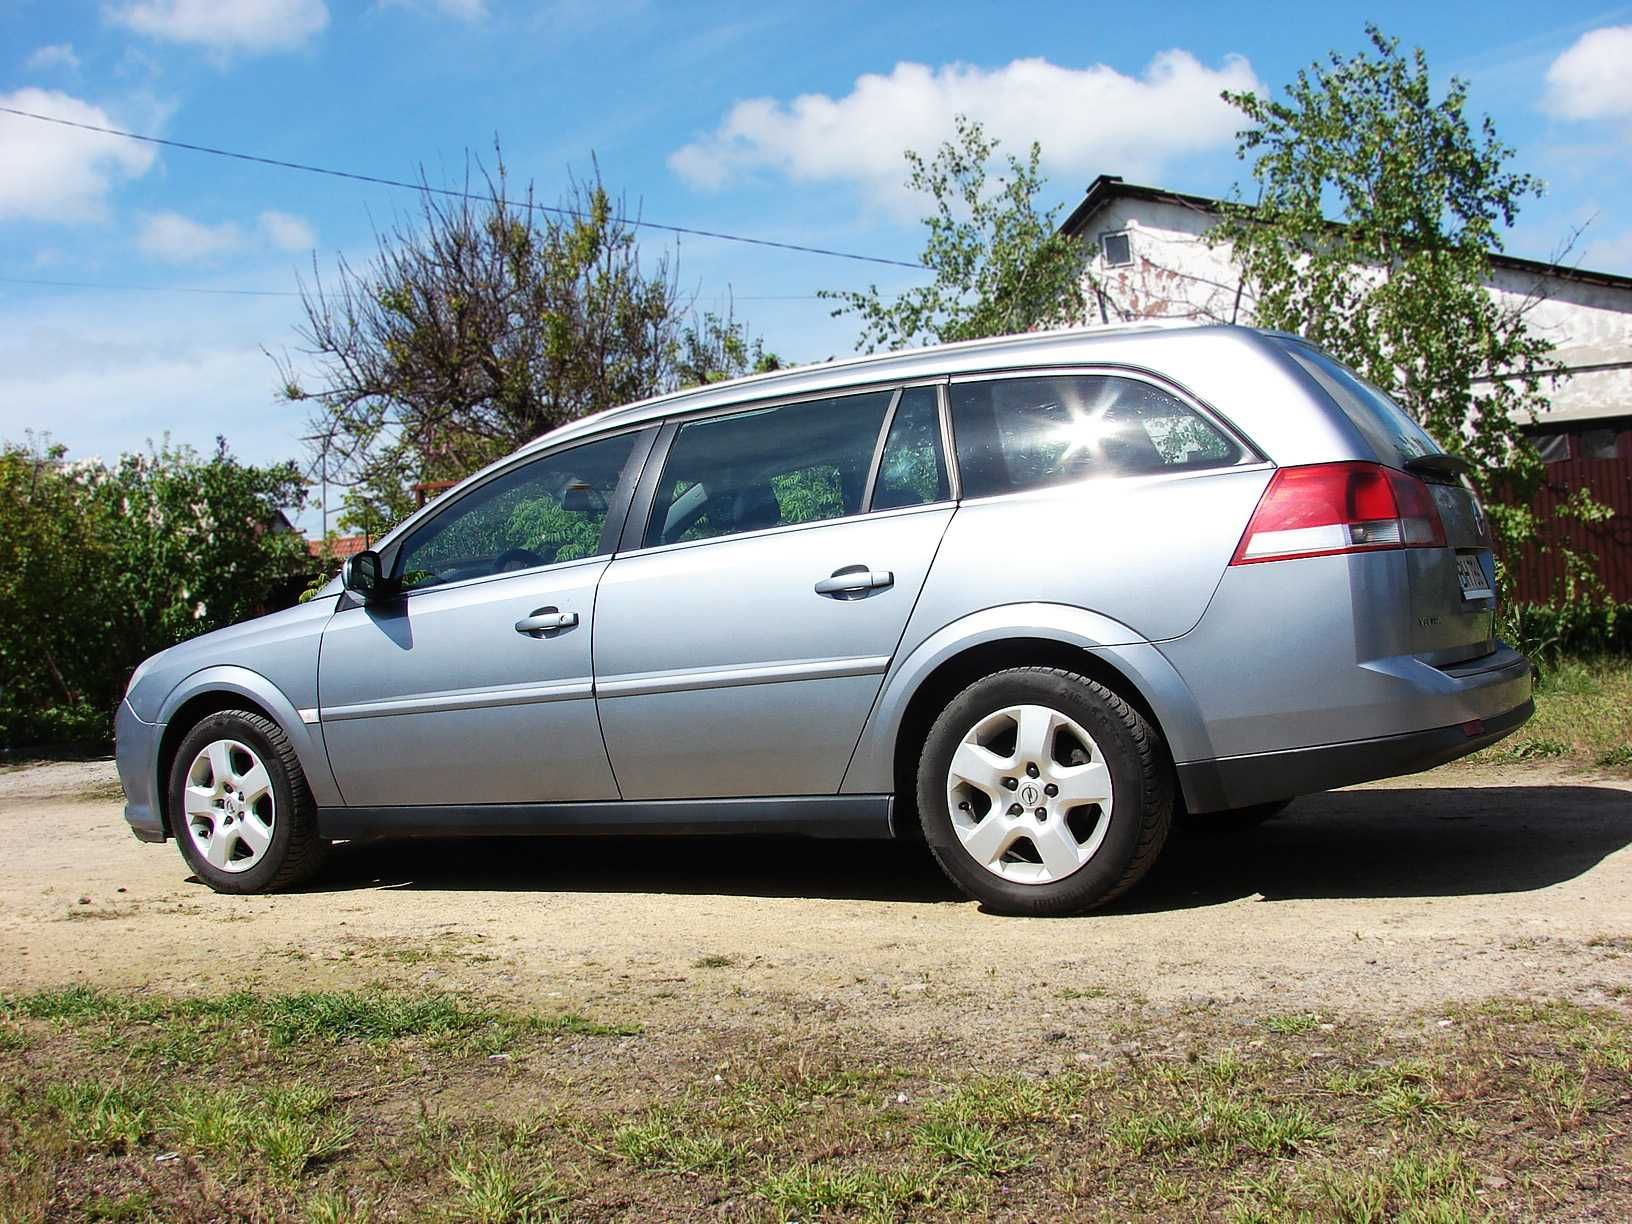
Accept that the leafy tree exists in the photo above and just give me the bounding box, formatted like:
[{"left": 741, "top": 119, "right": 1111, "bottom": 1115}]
[
  {"left": 282, "top": 152, "right": 684, "bottom": 535},
  {"left": 0, "top": 439, "right": 316, "bottom": 747},
  {"left": 675, "top": 307, "right": 782, "bottom": 387},
  {"left": 1214, "top": 27, "right": 1592, "bottom": 573},
  {"left": 824, "top": 115, "right": 1087, "bottom": 351}
]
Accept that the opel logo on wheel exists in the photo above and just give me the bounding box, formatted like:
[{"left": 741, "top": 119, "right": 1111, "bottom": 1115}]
[{"left": 1020, "top": 782, "right": 1041, "bottom": 806}]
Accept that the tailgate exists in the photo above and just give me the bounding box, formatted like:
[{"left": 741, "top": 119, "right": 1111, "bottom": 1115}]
[{"left": 1407, "top": 477, "right": 1497, "bottom": 664}]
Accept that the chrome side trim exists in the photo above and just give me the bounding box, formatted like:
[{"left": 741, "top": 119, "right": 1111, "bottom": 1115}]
[
  {"left": 321, "top": 677, "right": 595, "bottom": 721},
  {"left": 297, "top": 707, "right": 320, "bottom": 725},
  {"left": 597, "top": 654, "right": 892, "bottom": 699}
]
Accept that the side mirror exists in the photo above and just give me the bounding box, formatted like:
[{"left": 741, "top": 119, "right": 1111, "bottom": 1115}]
[{"left": 341, "top": 550, "right": 390, "bottom": 603}]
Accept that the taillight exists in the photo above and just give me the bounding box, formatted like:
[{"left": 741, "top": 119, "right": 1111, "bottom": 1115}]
[{"left": 1231, "top": 462, "right": 1447, "bottom": 565}]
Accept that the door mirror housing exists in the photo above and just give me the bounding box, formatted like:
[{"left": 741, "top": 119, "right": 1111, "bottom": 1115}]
[{"left": 341, "top": 550, "right": 392, "bottom": 603}]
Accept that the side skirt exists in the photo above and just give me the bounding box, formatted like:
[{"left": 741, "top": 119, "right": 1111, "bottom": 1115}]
[{"left": 317, "top": 794, "right": 896, "bottom": 841}]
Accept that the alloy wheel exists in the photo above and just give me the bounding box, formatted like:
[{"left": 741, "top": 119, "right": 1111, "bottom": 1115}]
[
  {"left": 183, "top": 739, "right": 276, "bottom": 873},
  {"left": 944, "top": 703, "right": 1114, "bottom": 885}
]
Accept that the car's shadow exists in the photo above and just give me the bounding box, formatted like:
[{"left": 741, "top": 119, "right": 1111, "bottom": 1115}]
[{"left": 299, "top": 785, "right": 1632, "bottom": 911}]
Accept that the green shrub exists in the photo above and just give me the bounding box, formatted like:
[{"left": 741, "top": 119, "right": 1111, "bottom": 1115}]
[
  {"left": 1500, "top": 600, "right": 1632, "bottom": 661},
  {"left": 0, "top": 439, "right": 319, "bottom": 748}
]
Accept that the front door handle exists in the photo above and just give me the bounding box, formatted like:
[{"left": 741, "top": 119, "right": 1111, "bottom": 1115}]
[
  {"left": 515, "top": 609, "right": 578, "bottom": 635},
  {"left": 814, "top": 567, "right": 894, "bottom": 598}
]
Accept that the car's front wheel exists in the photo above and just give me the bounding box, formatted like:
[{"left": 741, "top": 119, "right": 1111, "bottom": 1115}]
[
  {"left": 916, "top": 667, "right": 1172, "bottom": 916},
  {"left": 168, "top": 709, "right": 326, "bottom": 894}
]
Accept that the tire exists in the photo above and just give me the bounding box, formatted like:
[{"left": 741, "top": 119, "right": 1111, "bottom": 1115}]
[
  {"left": 916, "top": 667, "right": 1173, "bottom": 916},
  {"left": 167, "top": 709, "right": 326, "bottom": 894},
  {"left": 1181, "top": 798, "right": 1294, "bottom": 833}
]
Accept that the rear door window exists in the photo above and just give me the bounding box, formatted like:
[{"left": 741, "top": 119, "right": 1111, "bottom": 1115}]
[
  {"left": 871, "top": 386, "right": 949, "bottom": 510},
  {"left": 948, "top": 375, "right": 1242, "bottom": 500},
  {"left": 1279, "top": 342, "right": 1442, "bottom": 466}
]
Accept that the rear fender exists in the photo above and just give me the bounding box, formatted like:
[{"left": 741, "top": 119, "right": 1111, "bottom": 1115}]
[{"left": 840, "top": 602, "right": 1213, "bottom": 794}]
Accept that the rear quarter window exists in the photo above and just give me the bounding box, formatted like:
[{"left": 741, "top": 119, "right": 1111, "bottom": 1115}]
[
  {"left": 1280, "top": 343, "right": 1442, "bottom": 467},
  {"left": 949, "top": 375, "right": 1243, "bottom": 500}
]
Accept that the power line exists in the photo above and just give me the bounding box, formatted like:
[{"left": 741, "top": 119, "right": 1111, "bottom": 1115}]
[
  {"left": 1, "top": 274, "right": 301, "bottom": 297},
  {"left": 0, "top": 105, "right": 927, "bottom": 272},
  {"left": 0, "top": 274, "right": 830, "bottom": 301}
]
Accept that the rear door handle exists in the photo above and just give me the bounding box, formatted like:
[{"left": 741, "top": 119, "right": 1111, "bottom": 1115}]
[
  {"left": 515, "top": 609, "right": 578, "bottom": 635},
  {"left": 814, "top": 568, "right": 894, "bottom": 598}
]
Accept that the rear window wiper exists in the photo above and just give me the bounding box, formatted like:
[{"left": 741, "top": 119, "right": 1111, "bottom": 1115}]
[{"left": 1403, "top": 453, "right": 1473, "bottom": 482}]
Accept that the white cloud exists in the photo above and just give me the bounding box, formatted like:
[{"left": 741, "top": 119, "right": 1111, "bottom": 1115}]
[
  {"left": 379, "top": 0, "right": 488, "bottom": 17},
  {"left": 669, "top": 51, "right": 1261, "bottom": 210},
  {"left": 1542, "top": 25, "right": 1632, "bottom": 121},
  {"left": 107, "top": 0, "right": 330, "bottom": 56},
  {"left": 0, "top": 89, "right": 155, "bottom": 223},
  {"left": 258, "top": 210, "right": 316, "bottom": 251},
  {"left": 137, "top": 212, "right": 246, "bottom": 262},
  {"left": 0, "top": 291, "right": 312, "bottom": 485},
  {"left": 1583, "top": 228, "right": 1632, "bottom": 273},
  {"left": 25, "top": 43, "right": 81, "bottom": 73},
  {"left": 135, "top": 209, "right": 318, "bottom": 261}
]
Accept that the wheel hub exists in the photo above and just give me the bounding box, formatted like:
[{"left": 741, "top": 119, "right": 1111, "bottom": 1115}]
[
  {"left": 944, "top": 703, "right": 1115, "bottom": 886},
  {"left": 182, "top": 738, "right": 275, "bottom": 874}
]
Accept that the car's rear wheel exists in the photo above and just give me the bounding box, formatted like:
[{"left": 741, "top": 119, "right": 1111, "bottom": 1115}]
[
  {"left": 916, "top": 667, "right": 1172, "bottom": 916},
  {"left": 168, "top": 709, "right": 325, "bottom": 894}
]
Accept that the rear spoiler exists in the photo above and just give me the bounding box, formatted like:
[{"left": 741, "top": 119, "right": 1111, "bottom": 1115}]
[{"left": 1404, "top": 453, "right": 1474, "bottom": 483}]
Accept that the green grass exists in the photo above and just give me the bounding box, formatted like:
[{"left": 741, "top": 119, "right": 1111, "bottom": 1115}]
[
  {"left": 6, "top": 986, "right": 638, "bottom": 1056},
  {"left": 1470, "top": 654, "right": 1632, "bottom": 771},
  {"left": 609, "top": 1110, "right": 744, "bottom": 1175},
  {"left": 166, "top": 1083, "right": 353, "bottom": 1181},
  {"left": 446, "top": 1148, "right": 564, "bottom": 1223},
  {"left": 757, "top": 1160, "right": 950, "bottom": 1220},
  {"left": 44, "top": 1080, "right": 156, "bottom": 1151},
  {"left": 3, "top": 987, "right": 1631, "bottom": 1220}
]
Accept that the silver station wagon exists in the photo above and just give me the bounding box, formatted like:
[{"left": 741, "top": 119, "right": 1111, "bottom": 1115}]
[{"left": 115, "top": 324, "right": 1534, "bottom": 915}]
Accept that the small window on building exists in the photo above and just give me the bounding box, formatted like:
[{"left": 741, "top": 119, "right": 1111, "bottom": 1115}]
[
  {"left": 1532, "top": 432, "right": 1570, "bottom": 463},
  {"left": 1099, "top": 231, "right": 1132, "bottom": 267},
  {"left": 1581, "top": 428, "right": 1621, "bottom": 461}
]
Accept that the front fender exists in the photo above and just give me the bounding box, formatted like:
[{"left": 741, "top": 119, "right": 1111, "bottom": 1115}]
[
  {"left": 154, "top": 665, "right": 342, "bottom": 809},
  {"left": 840, "top": 602, "right": 1214, "bottom": 794}
]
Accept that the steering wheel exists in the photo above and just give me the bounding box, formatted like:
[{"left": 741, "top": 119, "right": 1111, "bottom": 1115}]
[{"left": 493, "top": 547, "right": 545, "bottom": 573}]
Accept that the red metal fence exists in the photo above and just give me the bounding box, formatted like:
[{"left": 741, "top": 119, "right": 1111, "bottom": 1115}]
[{"left": 1509, "top": 420, "right": 1632, "bottom": 603}]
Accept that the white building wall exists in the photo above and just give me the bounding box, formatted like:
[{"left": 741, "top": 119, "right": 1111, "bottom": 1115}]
[{"left": 1077, "top": 198, "right": 1632, "bottom": 426}]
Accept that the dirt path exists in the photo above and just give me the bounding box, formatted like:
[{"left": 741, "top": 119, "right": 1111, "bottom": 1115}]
[{"left": 3, "top": 758, "right": 1631, "bottom": 1045}]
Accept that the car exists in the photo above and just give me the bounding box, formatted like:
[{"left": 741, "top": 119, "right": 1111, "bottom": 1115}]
[{"left": 115, "top": 323, "right": 1534, "bottom": 915}]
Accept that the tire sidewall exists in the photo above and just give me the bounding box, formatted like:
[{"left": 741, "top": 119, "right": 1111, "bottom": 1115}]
[
  {"left": 168, "top": 712, "right": 301, "bottom": 895},
  {"left": 917, "top": 670, "right": 1153, "bottom": 915}
]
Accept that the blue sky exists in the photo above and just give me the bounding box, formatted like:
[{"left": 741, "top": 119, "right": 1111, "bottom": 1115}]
[{"left": 3, "top": 0, "right": 1631, "bottom": 531}]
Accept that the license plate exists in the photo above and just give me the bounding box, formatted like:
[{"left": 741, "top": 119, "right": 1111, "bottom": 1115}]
[{"left": 1456, "top": 553, "right": 1494, "bottom": 601}]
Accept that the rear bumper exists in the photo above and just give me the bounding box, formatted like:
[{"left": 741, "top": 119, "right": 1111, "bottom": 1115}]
[
  {"left": 1178, "top": 696, "right": 1533, "bottom": 813},
  {"left": 115, "top": 698, "right": 166, "bottom": 843}
]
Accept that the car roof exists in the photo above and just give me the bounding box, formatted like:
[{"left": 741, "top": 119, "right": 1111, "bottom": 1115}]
[{"left": 520, "top": 321, "right": 1283, "bottom": 453}]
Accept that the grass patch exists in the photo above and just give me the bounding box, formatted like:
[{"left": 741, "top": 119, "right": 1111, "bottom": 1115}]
[
  {"left": 1468, "top": 654, "right": 1632, "bottom": 771},
  {"left": 911, "top": 1116, "right": 1027, "bottom": 1177},
  {"left": 758, "top": 1160, "right": 951, "bottom": 1219},
  {"left": 610, "top": 1110, "right": 743, "bottom": 1175},
  {"left": 44, "top": 1079, "right": 156, "bottom": 1151},
  {"left": 5, "top": 987, "right": 638, "bottom": 1057},
  {"left": 3, "top": 987, "right": 1631, "bottom": 1219},
  {"left": 166, "top": 1083, "right": 353, "bottom": 1181},
  {"left": 446, "top": 1147, "right": 564, "bottom": 1223}
]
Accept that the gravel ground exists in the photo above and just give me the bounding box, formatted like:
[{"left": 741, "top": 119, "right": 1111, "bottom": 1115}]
[{"left": 2, "top": 757, "right": 1630, "bottom": 1043}]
